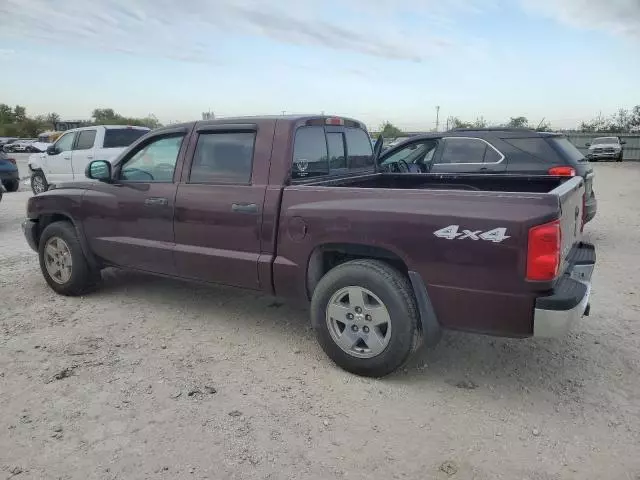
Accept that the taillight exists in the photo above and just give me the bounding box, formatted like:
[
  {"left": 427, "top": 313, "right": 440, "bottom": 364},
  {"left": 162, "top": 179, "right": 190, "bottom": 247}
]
[
  {"left": 526, "top": 220, "right": 561, "bottom": 281},
  {"left": 325, "top": 117, "right": 345, "bottom": 126},
  {"left": 548, "top": 166, "right": 576, "bottom": 177},
  {"left": 7, "top": 158, "right": 16, "bottom": 165}
]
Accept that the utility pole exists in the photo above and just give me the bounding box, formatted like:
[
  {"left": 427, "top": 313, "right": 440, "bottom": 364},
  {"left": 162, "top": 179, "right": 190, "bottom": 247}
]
[{"left": 435, "top": 106, "right": 440, "bottom": 132}]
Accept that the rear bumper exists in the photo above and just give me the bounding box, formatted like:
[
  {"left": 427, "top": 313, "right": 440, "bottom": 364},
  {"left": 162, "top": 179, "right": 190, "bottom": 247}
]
[{"left": 533, "top": 242, "right": 596, "bottom": 337}]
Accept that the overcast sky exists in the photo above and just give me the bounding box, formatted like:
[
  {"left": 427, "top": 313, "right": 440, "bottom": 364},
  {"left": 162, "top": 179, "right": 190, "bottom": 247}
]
[{"left": 1, "top": 0, "right": 639, "bottom": 130}]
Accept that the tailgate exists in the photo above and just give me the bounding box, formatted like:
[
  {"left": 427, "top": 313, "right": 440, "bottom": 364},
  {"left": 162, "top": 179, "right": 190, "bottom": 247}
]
[{"left": 552, "top": 176, "right": 585, "bottom": 273}]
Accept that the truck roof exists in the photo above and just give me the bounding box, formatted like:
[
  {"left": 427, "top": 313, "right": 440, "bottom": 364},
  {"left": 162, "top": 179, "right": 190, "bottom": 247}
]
[{"left": 165, "top": 115, "right": 367, "bottom": 130}]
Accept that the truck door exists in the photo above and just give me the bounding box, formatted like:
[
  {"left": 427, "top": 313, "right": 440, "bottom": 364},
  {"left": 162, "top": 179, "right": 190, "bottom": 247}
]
[
  {"left": 173, "top": 123, "right": 271, "bottom": 291},
  {"left": 45, "top": 131, "right": 76, "bottom": 184},
  {"left": 70, "top": 129, "right": 97, "bottom": 180},
  {"left": 82, "top": 129, "right": 188, "bottom": 275}
]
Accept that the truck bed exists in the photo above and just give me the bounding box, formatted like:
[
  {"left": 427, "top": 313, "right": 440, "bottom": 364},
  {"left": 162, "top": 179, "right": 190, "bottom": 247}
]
[{"left": 276, "top": 174, "right": 585, "bottom": 337}]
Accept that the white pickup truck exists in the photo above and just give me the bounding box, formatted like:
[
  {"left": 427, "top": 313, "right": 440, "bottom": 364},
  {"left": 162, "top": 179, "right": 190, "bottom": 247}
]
[{"left": 28, "top": 125, "right": 150, "bottom": 194}]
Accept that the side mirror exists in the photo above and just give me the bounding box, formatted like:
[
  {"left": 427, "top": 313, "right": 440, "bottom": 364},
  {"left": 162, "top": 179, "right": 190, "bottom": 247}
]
[
  {"left": 86, "top": 160, "right": 112, "bottom": 182},
  {"left": 621, "top": 140, "right": 626, "bottom": 145},
  {"left": 585, "top": 143, "right": 591, "bottom": 147},
  {"left": 46, "top": 145, "right": 58, "bottom": 155}
]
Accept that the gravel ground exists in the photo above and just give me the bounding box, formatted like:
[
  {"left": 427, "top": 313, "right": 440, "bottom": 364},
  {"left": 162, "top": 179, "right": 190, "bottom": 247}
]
[{"left": 1, "top": 163, "right": 639, "bottom": 480}]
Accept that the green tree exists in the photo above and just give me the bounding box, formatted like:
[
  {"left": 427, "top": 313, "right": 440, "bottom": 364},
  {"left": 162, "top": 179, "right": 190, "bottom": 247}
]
[
  {"left": 0, "top": 103, "right": 15, "bottom": 124},
  {"left": 447, "top": 117, "right": 473, "bottom": 129},
  {"left": 13, "top": 105, "right": 27, "bottom": 123},
  {"left": 506, "top": 116, "right": 529, "bottom": 128},
  {"left": 380, "top": 121, "right": 403, "bottom": 138}
]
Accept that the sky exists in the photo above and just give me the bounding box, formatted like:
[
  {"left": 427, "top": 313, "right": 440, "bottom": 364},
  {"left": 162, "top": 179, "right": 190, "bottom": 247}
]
[{"left": 1, "top": 0, "right": 639, "bottom": 130}]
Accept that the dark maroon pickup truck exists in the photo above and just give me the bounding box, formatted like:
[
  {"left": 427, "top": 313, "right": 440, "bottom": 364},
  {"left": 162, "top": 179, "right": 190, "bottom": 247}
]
[{"left": 23, "top": 115, "right": 596, "bottom": 376}]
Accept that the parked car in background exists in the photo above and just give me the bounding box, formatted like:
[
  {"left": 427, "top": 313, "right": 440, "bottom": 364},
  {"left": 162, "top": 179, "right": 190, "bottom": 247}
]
[
  {"left": 586, "top": 136, "right": 625, "bottom": 162},
  {"left": 6, "top": 139, "right": 37, "bottom": 153},
  {"left": 0, "top": 137, "right": 17, "bottom": 148},
  {"left": 378, "top": 128, "right": 597, "bottom": 223},
  {"left": 0, "top": 150, "right": 19, "bottom": 192},
  {"left": 2, "top": 138, "right": 20, "bottom": 152},
  {"left": 22, "top": 115, "right": 594, "bottom": 377},
  {"left": 28, "top": 125, "right": 150, "bottom": 194}
]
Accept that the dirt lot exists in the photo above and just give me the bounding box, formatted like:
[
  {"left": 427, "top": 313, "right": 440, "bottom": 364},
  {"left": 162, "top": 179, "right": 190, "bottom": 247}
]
[{"left": 1, "top": 163, "right": 639, "bottom": 480}]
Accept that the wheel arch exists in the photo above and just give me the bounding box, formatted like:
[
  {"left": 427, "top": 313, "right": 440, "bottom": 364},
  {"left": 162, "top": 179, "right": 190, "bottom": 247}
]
[
  {"left": 34, "top": 213, "right": 100, "bottom": 270},
  {"left": 305, "top": 242, "right": 441, "bottom": 341}
]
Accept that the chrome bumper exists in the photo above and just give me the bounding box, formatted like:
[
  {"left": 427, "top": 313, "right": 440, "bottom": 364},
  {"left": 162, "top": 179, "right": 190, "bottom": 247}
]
[{"left": 533, "top": 243, "right": 595, "bottom": 338}]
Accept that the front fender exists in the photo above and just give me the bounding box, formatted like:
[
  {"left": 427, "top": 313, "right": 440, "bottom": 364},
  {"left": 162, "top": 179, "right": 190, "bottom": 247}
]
[{"left": 28, "top": 152, "right": 46, "bottom": 171}]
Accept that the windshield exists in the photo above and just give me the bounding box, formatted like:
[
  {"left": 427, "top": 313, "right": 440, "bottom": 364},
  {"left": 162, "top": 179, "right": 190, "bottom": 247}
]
[{"left": 593, "top": 137, "right": 619, "bottom": 144}]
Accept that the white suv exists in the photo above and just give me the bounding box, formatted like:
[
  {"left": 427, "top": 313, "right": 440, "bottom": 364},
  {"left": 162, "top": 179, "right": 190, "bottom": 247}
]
[{"left": 28, "top": 125, "right": 150, "bottom": 194}]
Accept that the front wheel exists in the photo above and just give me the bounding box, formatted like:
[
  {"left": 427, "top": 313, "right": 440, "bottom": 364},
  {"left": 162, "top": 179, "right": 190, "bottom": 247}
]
[
  {"left": 31, "top": 170, "right": 49, "bottom": 194},
  {"left": 617, "top": 153, "right": 623, "bottom": 162},
  {"left": 311, "top": 259, "right": 421, "bottom": 377},
  {"left": 38, "top": 221, "right": 100, "bottom": 296}
]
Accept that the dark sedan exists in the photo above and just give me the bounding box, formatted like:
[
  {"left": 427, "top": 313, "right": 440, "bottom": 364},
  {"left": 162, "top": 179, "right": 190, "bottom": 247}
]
[{"left": 378, "top": 128, "right": 597, "bottom": 223}]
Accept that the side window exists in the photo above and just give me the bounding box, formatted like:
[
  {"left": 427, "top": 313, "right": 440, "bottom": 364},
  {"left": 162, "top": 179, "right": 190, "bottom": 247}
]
[
  {"left": 292, "top": 126, "right": 329, "bottom": 179},
  {"left": 381, "top": 141, "right": 432, "bottom": 167},
  {"left": 327, "top": 132, "right": 346, "bottom": 169},
  {"left": 54, "top": 132, "right": 75, "bottom": 153},
  {"left": 439, "top": 138, "right": 488, "bottom": 164},
  {"left": 74, "top": 130, "right": 96, "bottom": 150},
  {"left": 189, "top": 132, "right": 255, "bottom": 184},
  {"left": 119, "top": 134, "right": 184, "bottom": 182},
  {"left": 345, "top": 128, "right": 374, "bottom": 169}
]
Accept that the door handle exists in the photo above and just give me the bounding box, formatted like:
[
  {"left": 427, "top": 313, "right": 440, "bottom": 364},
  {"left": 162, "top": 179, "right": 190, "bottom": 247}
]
[
  {"left": 87, "top": 155, "right": 93, "bottom": 160},
  {"left": 63, "top": 155, "right": 71, "bottom": 160},
  {"left": 231, "top": 202, "right": 258, "bottom": 213},
  {"left": 144, "top": 197, "right": 169, "bottom": 206}
]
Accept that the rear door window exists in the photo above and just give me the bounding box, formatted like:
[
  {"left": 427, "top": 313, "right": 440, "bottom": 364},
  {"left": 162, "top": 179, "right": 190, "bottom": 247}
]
[
  {"left": 104, "top": 128, "right": 149, "bottom": 148},
  {"left": 438, "top": 138, "right": 488, "bottom": 164},
  {"left": 74, "top": 130, "right": 96, "bottom": 150},
  {"left": 189, "top": 132, "right": 255, "bottom": 184}
]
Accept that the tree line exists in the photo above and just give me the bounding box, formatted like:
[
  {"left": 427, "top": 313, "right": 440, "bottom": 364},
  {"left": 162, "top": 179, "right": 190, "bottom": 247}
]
[
  {"left": 378, "top": 105, "right": 640, "bottom": 137},
  {"left": 0, "top": 103, "right": 162, "bottom": 138}
]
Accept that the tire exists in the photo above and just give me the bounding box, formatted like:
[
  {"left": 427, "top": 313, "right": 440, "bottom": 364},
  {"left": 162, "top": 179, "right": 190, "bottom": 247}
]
[
  {"left": 31, "top": 170, "right": 49, "bottom": 194},
  {"left": 617, "top": 153, "right": 623, "bottom": 162},
  {"left": 38, "top": 221, "right": 100, "bottom": 296},
  {"left": 311, "top": 259, "right": 421, "bottom": 377},
  {"left": 4, "top": 179, "right": 19, "bottom": 192}
]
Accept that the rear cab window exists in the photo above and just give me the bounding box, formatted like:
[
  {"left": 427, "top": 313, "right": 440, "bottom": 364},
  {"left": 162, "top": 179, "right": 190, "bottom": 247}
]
[
  {"left": 292, "top": 124, "right": 373, "bottom": 180},
  {"left": 103, "top": 128, "right": 149, "bottom": 149}
]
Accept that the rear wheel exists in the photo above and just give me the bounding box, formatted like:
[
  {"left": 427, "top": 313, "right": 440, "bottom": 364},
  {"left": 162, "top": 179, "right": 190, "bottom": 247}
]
[
  {"left": 31, "top": 170, "right": 48, "bottom": 194},
  {"left": 4, "top": 179, "right": 19, "bottom": 192},
  {"left": 311, "top": 259, "right": 421, "bottom": 377},
  {"left": 38, "top": 221, "right": 100, "bottom": 296}
]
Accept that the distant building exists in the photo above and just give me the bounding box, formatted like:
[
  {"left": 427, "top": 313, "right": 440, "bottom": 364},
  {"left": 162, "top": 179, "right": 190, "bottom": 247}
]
[{"left": 202, "top": 111, "right": 215, "bottom": 120}]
